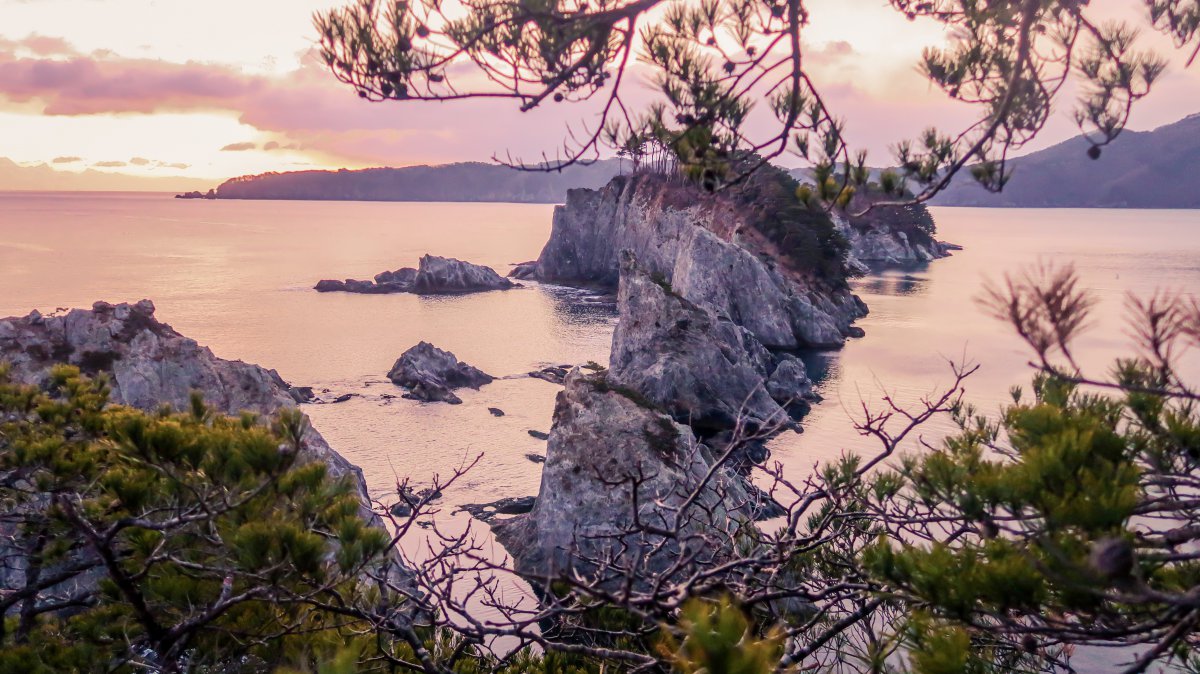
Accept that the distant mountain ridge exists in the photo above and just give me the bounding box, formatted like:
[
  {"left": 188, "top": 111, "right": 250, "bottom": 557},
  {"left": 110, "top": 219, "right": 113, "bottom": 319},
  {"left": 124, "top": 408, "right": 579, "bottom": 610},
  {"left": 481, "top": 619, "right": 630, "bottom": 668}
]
[
  {"left": 211, "top": 160, "right": 624, "bottom": 203},
  {"left": 933, "top": 113, "right": 1200, "bottom": 208}
]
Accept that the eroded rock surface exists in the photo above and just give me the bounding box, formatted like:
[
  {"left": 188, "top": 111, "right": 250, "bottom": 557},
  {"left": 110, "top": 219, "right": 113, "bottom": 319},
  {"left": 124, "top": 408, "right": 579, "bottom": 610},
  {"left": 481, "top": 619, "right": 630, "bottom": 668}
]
[
  {"left": 512, "top": 171, "right": 866, "bottom": 348},
  {"left": 316, "top": 255, "right": 516, "bottom": 295},
  {"left": 608, "top": 254, "right": 813, "bottom": 435},
  {"left": 0, "top": 300, "right": 368, "bottom": 499},
  {"left": 493, "top": 371, "right": 766, "bottom": 576},
  {"left": 386, "top": 341, "right": 493, "bottom": 404}
]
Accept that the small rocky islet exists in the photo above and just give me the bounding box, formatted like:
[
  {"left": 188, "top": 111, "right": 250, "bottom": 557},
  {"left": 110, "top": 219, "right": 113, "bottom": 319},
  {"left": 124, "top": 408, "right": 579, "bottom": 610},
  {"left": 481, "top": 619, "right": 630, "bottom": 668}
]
[{"left": 315, "top": 254, "right": 518, "bottom": 294}]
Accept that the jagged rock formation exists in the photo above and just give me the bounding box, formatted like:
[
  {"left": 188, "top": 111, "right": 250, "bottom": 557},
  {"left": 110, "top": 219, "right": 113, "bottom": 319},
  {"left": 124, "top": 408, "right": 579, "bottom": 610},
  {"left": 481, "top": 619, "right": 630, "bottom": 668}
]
[
  {"left": 411, "top": 255, "right": 517, "bottom": 293},
  {"left": 492, "top": 370, "right": 764, "bottom": 577},
  {"left": 316, "top": 255, "right": 516, "bottom": 295},
  {"left": 0, "top": 301, "right": 371, "bottom": 504},
  {"left": 386, "top": 341, "right": 493, "bottom": 404},
  {"left": 608, "top": 253, "right": 814, "bottom": 435},
  {"left": 511, "top": 169, "right": 866, "bottom": 348}
]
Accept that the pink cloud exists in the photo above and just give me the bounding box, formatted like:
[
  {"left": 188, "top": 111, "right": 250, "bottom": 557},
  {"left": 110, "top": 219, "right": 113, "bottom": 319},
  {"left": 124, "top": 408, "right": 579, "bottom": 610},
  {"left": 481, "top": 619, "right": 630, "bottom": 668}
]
[{"left": 0, "top": 36, "right": 1194, "bottom": 169}]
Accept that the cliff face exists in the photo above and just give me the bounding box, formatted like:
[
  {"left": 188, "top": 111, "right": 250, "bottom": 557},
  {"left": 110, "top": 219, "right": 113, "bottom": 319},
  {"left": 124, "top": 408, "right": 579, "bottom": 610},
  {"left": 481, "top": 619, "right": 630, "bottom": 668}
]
[
  {"left": 0, "top": 301, "right": 371, "bottom": 507},
  {"left": 492, "top": 370, "right": 760, "bottom": 577},
  {"left": 522, "top": 172, "right": 867, "bottom": 349}
]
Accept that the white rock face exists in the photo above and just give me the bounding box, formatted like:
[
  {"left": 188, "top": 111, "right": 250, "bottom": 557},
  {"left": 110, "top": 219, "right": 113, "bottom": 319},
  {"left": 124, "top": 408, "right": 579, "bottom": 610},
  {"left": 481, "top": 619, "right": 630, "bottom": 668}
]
[
  {"left": 525, "top": 175, "right": 867, "bottom": 348},
  {"left": 0, "top": 300, "right": 371, "bottom": 505},
  {"left": 411, "top": 255, "right": 516, "bottom": 294}
]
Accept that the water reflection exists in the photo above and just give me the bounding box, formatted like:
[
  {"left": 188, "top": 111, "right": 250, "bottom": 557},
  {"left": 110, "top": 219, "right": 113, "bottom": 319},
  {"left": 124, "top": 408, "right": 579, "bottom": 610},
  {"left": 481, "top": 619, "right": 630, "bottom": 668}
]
[{"left": 854, "top": 266, "right": 931, "bottom": 297}]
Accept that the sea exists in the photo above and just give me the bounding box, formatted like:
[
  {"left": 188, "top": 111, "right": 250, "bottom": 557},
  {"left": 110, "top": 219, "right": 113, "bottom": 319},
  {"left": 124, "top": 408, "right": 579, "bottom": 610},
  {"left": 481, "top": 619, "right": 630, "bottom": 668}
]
[
  {"left": 1, "top": 192, "right": 1198, "bottom": 664},
  {"left": 2, "top": 191, "right": 1198, "bottom": 502}
]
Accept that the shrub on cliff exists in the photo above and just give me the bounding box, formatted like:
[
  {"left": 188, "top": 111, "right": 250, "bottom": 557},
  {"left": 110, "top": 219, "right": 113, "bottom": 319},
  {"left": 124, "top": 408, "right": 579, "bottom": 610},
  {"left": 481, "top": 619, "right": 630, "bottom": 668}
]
[{"left": 0, "top": 365, "right": 389, "bottom": 673}]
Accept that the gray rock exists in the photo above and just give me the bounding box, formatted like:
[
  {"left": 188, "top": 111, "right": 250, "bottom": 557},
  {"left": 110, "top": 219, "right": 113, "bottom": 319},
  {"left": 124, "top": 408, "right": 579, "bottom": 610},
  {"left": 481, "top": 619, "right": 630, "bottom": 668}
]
[
  {"left": 765, "top": 356, "right": 816, "bottom": 407},
  {"left": 607, "top": 254, "right": 800, "bottom": 435},
  {"left": 0, "top": 300, "right": 371, "bottom": 503},
  {"left": 411, "top": 255, "right": 517, "bottom": 294},
  {"left": 387, "top": 341, "right": 493, "bottom": 404},
  {"left": 520, "top": 174, "right": 866, "bottom": 348},
  {"left": 492, "top": 371, "right": 759, "bottom": 577},
  {"left": 488, "top": 407, "right": 505, "bottom": 417},
  {"left": 316, "top": 256, "right": 518, "bottom": 295},
  {"left": 528, "top": 366, "right": 568, "bottom": 384},
  {"left": 460, "top": 496, "right": 537, "bottom": 522},
  {"left": 527, "top": 429, "right": 550, "bottom": 440},
  {"left": 833, "top": 208, "right": 957, "bottom": 268}
]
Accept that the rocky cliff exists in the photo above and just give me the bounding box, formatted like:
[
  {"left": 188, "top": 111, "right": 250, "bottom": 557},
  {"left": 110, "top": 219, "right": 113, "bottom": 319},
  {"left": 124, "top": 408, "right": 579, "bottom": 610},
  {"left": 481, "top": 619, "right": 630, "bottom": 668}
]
[
  {"left": 492, "top": 370, "right": 762, "bottom": 577},
  {"left": 513, "top": 170, "right": 866, "bottom": 348},
  {"left": 608, "top": 252, "right": 813, "bottom": 435},
  {"left": 0, "top": 301, "right": 371, "bottom": 508}
]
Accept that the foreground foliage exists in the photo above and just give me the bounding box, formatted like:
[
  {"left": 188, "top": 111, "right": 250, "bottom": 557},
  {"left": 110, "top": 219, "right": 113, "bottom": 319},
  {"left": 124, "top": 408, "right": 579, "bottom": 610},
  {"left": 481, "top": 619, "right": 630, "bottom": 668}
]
[{"left": 3, "top": 265, "right": 1199, "bottom": 673}]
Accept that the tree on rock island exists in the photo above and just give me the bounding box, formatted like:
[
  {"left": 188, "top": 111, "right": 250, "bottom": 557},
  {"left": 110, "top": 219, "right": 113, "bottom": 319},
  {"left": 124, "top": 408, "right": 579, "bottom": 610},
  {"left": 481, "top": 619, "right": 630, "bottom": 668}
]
[{"left": 315, "top": 0, "right": 1198, "bottom": 201}]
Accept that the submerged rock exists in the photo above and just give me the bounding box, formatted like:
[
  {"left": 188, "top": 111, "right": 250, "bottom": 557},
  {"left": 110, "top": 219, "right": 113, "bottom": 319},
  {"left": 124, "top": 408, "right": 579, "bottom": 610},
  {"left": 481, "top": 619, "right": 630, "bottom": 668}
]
[
  {"left": 460, "top": 496, "right": 537, "bottom": 522},
  {"left": 528, "top": 366, "right": 569, "bottom": 384},
  {"left": 387, "top": 341, "right": 493, "bottom": 404}
]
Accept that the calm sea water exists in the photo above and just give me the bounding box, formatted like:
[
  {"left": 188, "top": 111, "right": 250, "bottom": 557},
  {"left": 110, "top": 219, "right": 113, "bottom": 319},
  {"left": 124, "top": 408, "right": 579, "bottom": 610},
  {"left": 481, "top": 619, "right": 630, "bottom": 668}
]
[{"left": 1, "top": 191, "right": 1198, "bottom": 509}]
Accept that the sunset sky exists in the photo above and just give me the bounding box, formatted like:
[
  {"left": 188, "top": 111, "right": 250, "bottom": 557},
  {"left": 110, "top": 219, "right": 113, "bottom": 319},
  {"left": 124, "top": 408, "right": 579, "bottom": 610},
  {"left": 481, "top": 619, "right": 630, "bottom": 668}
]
[{"left": 1, "top": 0, "right": 1196, "bottom": 190}]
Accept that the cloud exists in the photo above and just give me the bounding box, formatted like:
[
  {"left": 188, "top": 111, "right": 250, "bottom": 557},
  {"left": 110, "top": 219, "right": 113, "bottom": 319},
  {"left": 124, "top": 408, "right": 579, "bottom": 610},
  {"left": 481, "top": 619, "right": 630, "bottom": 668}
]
[
  {"left": 93, "top": 160, "right": 126, "bottom": 167},
  {"left": 129, "top": 156, "right": 150, "bottom": 165},
  {"left": 51, "top": 155, "right": 81, "bottom": 163},
  {"left": 220, "top": 141, "right": 257, "bottom": 151},
  {"left": 162, "top": 162, "right": 190, "bottom": 169},
  {"left": 0, "top": 34, "right": 76, "bottom": 58}
]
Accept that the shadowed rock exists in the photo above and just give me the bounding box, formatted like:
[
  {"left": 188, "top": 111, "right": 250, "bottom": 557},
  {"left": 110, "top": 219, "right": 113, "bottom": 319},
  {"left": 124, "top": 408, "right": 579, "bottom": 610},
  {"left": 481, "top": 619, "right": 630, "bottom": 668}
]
[
  {"left": 387, "top": 341, "right": 493, "bottom": 404},
  {"left": 608, "top": 253, "right": 814, "bottom": 435}
]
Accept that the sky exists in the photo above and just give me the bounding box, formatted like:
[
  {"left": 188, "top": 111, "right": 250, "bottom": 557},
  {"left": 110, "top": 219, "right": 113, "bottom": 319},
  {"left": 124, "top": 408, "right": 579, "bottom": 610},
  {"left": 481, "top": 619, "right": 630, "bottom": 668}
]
[{"left": 0, "top": 0, "right": 1196, "bottom": 190}]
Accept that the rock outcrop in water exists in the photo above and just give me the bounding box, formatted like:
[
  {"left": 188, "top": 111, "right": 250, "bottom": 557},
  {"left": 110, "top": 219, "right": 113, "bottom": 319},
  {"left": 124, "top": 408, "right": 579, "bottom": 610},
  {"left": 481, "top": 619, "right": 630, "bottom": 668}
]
[
  {"left": 492, "top": 370, "right": 763, "bottom": 576},
  {"left": 608, "top": 253, "right": 813, "bottom": 434},
  {"left": 387, "top": 341, "right": 493, "bottom": 404},
  {"left": 836, "top": 201, "right": 956, "bottom": 270},
  {"left": 511, "top": 169, "right": 866, "bottom": 348},
  {"left": 316, "top": 255, "right": 517, "bottom": 295},
  {"left": 0, "top": 300, "right": 371, "bottom": 504}
]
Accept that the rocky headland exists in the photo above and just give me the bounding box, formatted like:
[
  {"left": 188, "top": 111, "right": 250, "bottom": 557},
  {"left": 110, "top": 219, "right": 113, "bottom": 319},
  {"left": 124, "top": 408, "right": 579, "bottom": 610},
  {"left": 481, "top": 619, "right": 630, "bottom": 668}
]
[
  {"left": 0, "top": 300, "right": 371, "bottom": 506},
  {"left": 387, "top": 341, "right": 493, "bottom": 404},
  {"left": 316, "top": 255, "right": 518, "bottom": 295},
  {"left": 510, "top": 168, "right": 867, "bottom": 349}
]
